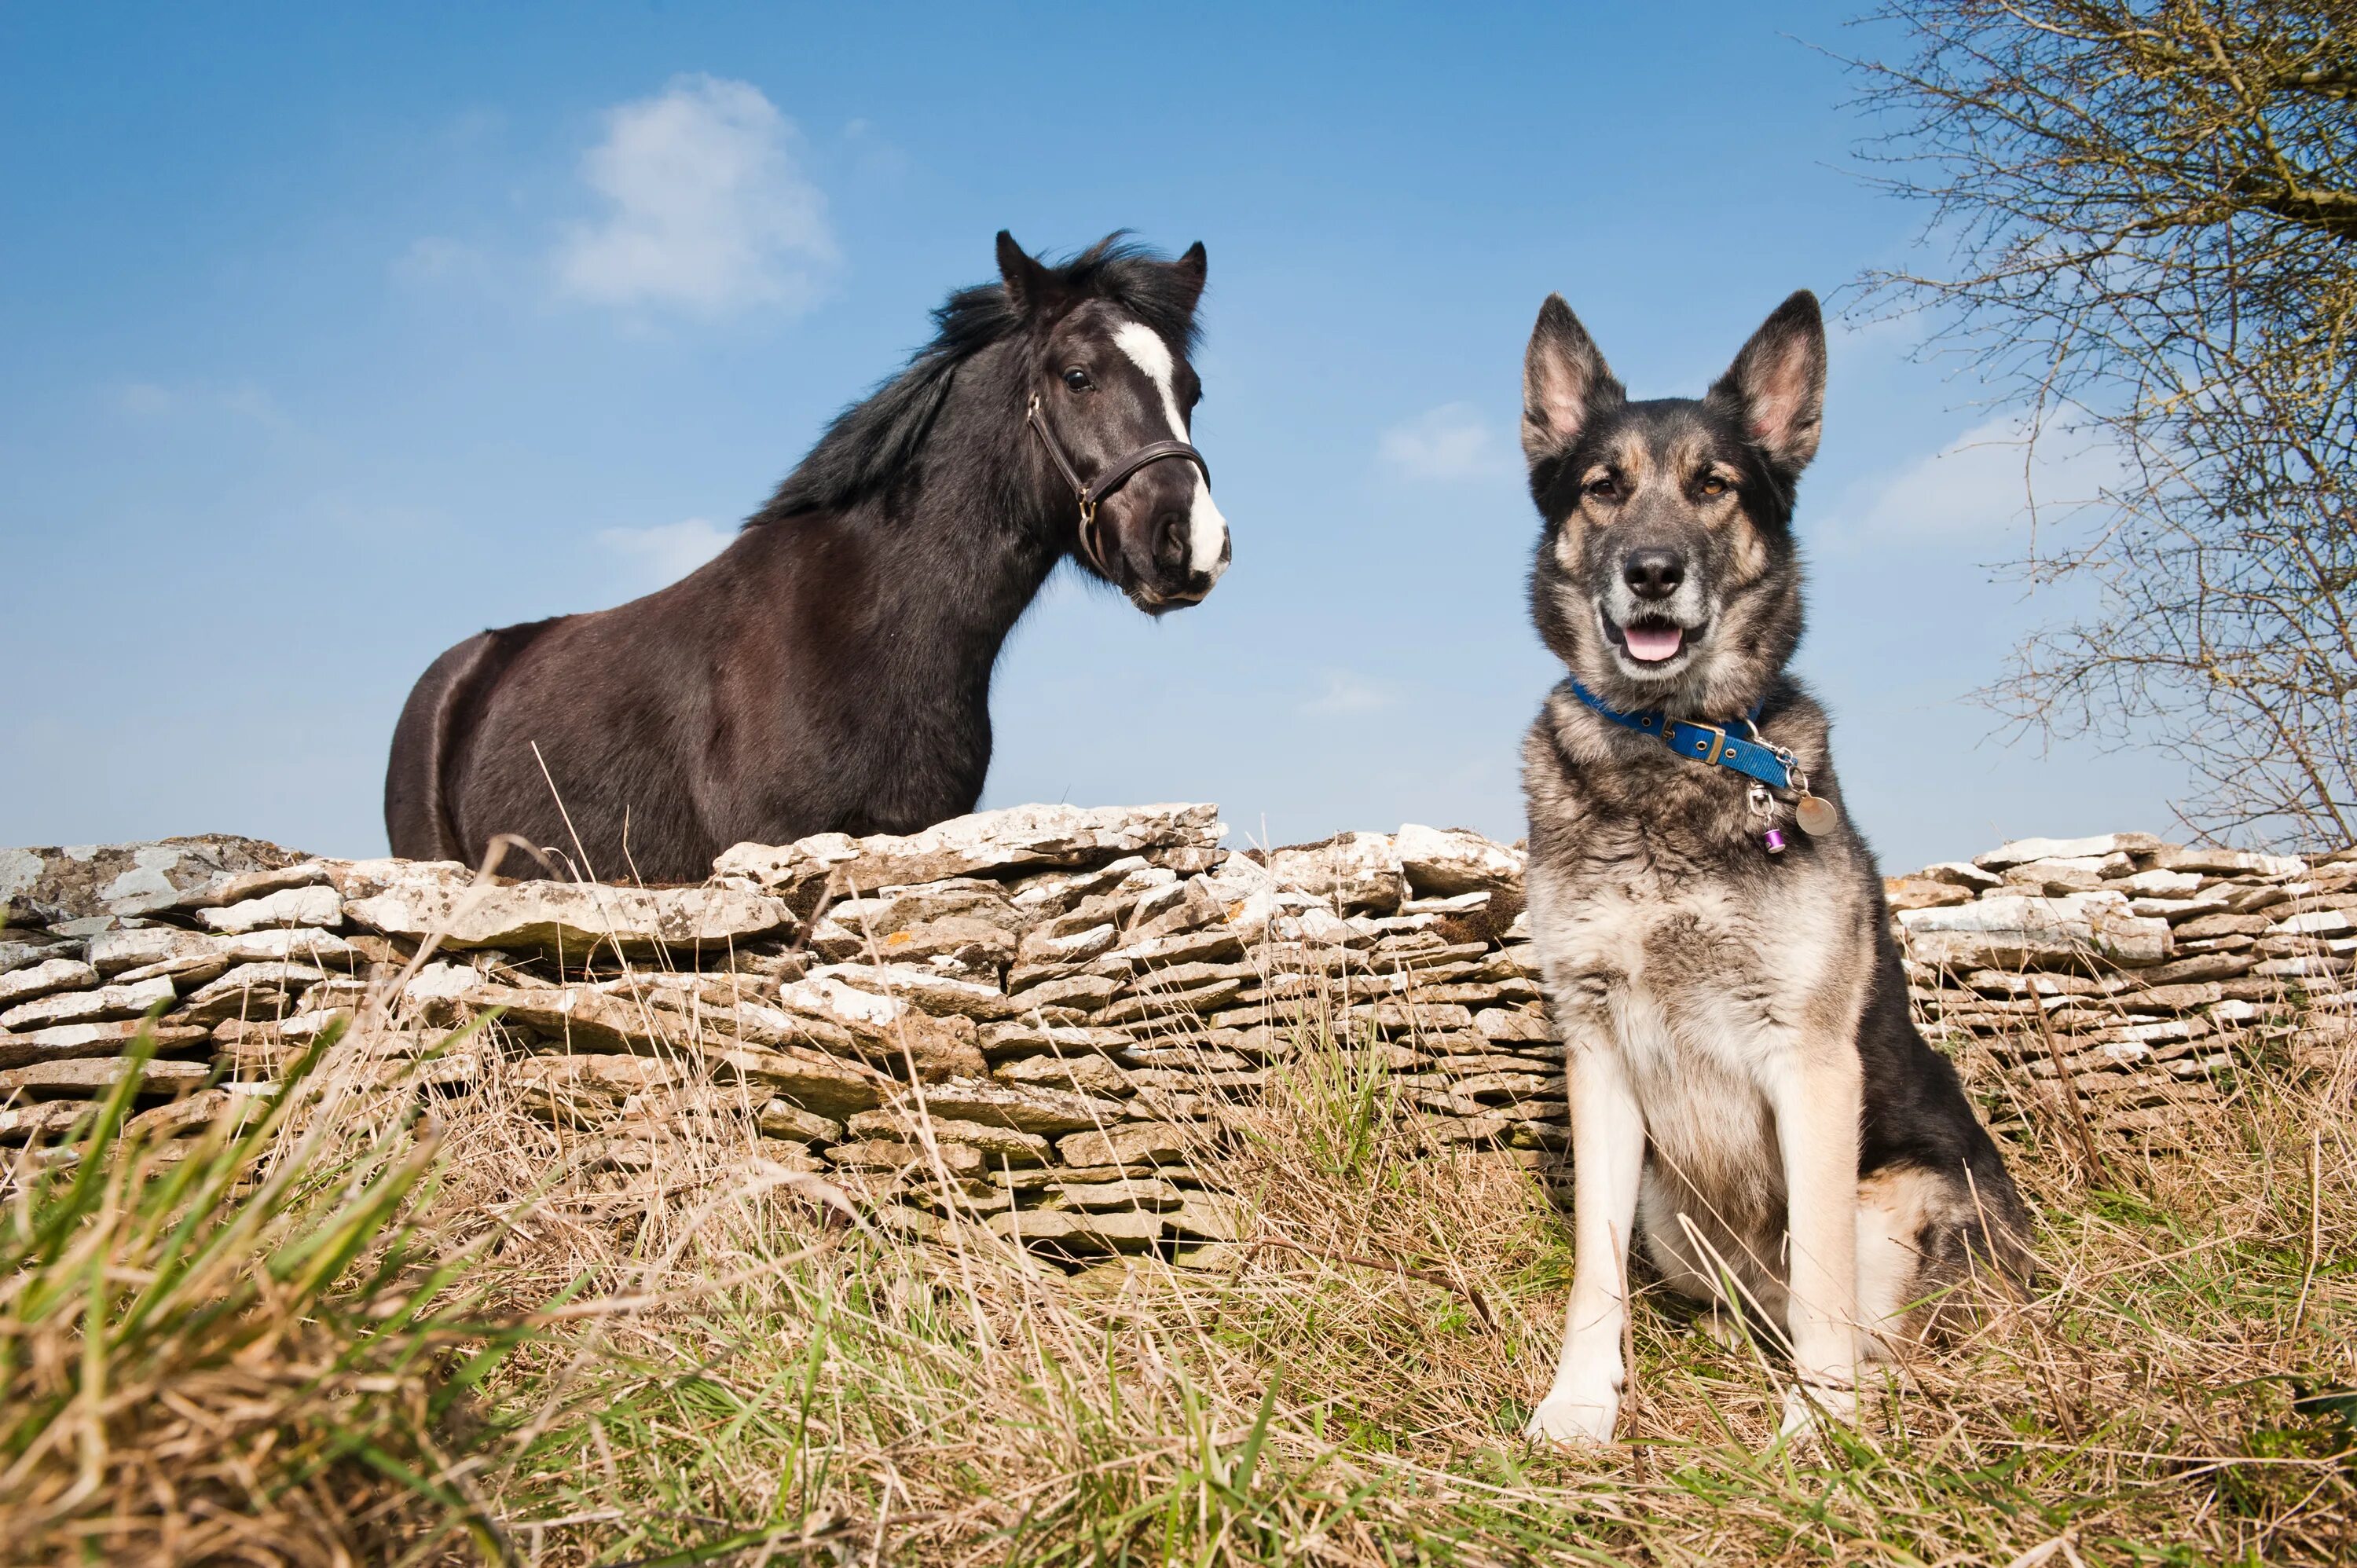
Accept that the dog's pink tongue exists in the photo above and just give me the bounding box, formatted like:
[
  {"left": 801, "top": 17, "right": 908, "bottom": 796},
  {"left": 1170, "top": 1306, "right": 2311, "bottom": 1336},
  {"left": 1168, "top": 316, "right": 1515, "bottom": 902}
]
[{"left": 1623, "top": 623, "right": 1684, "bottom": 661}]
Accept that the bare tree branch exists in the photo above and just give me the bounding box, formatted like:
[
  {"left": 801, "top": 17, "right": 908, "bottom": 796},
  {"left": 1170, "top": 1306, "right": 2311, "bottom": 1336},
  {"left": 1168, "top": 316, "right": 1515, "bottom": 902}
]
[{"left": 1849, "top": 0, "right": 2357, "bottom": 847}]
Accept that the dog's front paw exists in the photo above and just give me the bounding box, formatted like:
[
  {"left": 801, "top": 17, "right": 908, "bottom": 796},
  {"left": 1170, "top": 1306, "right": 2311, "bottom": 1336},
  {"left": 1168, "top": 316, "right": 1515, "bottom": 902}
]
[
  {"left": 1525, "top": 1386, "right": 1619, "bottom": 1445},
  {"left": 1776, "top": 1378, "right": 1857, "bottom": 1443}
]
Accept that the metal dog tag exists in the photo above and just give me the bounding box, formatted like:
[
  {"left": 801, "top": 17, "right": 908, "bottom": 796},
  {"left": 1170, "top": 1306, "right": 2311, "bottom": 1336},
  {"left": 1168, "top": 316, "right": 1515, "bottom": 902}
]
[{"left": 1794, "top": 793, "right": 1838, "bottom": 836}]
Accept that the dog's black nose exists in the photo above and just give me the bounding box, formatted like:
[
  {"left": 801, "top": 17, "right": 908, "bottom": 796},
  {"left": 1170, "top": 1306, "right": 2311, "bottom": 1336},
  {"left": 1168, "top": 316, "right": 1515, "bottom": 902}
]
[{"left": 1623, "top": 548, "right": 1685, "bottom": 600}]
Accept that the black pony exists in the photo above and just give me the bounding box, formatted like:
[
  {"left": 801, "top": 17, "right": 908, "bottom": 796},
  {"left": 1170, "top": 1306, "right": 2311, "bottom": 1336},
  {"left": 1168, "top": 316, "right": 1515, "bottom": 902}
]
[{"left": 384, "top": 233, "right": 1230, "bottom": 882}]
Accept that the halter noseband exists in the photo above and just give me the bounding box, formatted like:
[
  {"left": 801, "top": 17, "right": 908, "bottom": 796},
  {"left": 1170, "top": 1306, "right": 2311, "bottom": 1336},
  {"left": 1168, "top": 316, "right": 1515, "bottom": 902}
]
[{"left": 1025, "top": 392, "right": 1211, "bottom": 576}]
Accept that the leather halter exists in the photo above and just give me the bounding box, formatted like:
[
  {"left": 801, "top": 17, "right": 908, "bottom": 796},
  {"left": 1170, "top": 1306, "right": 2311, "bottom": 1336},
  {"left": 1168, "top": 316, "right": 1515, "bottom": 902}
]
[{"left": 1025, "top": 391, "right": 1211, "bottom": 576}]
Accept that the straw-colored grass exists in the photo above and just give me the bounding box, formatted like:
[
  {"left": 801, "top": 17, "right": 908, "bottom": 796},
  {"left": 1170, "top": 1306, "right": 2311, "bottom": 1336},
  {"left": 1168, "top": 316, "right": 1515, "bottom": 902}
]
[{"left": 5, "top": 988, "right": 2353, "bottom": 1565}]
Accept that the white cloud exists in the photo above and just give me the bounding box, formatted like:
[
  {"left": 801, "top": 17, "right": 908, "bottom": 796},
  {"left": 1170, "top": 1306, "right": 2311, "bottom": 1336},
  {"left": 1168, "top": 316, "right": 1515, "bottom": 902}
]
[
  {"left": 1299, "top": 669, "right": 1395, "bottom": 717},
  {"left": 555, "top": 75, "right": 837, "bottom": 315},
  {"left": 114, "top": 380, "right": 288, "bottom": 429},
  {"left": 391, "top": 236, "right": 487, "bottom": 284},
  {"left": 1834, "top": 414, "right": 2125, "bottom": 543},
  {"left": 116, "top": 382, "right": 176, "bottom": 416},
  {"left": 598, "top": 517, "right": 731, "bottom": 586},
  {"left": 1377, "top": 403, "right": 1514, "bottom": 481}
]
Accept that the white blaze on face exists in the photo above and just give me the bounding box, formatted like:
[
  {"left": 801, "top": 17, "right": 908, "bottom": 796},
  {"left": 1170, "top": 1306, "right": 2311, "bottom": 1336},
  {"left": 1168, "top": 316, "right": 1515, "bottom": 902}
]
[{"left": 1112, "top": 319, "right": 1229, "bottom": 584}]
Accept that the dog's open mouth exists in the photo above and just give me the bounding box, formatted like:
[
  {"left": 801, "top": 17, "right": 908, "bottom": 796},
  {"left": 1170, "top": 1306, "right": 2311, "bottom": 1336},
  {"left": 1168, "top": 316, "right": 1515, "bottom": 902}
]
[{"left": 1602, "top": 611, "right": 1701, "bottom": 666}]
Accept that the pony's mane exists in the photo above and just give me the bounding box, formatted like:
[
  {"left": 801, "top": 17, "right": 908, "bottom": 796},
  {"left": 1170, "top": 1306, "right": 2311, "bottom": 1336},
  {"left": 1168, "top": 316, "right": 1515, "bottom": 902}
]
[{"left": 749, "top": 235, "right": 1203, "bottom": 525}]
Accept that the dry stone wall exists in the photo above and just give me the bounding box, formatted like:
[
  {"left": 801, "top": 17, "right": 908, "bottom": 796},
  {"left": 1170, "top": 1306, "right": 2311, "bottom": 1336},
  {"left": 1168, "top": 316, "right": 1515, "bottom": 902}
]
[
  {"left": 1889, "top": 832, "right": 2349, "bottom": 1138},
  {"left": 3, "top": 809, "right": 2348, "bottom": 1258}
]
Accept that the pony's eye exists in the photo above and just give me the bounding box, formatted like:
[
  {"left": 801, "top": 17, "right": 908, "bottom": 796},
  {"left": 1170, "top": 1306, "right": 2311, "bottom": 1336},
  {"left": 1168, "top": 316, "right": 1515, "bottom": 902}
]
[
  {"left": 1699, "top": 474, "right": 1728, "bottom": 497},
  {"left": 1063, "top": 368, "right": 1094, "bottom": 392}
]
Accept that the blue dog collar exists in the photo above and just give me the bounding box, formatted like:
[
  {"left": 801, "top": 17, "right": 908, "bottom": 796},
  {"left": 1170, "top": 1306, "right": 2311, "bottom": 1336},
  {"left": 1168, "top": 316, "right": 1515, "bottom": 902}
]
[{"left": 1567, "top": 681, "right": 1799, "bottom": 793}]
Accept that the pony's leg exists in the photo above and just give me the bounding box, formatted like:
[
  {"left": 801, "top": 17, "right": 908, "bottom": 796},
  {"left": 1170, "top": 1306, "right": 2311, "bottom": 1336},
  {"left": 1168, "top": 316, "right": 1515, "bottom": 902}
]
[{"left": 1527, "top": 1031, "right": 1644, "bottom": 1445}]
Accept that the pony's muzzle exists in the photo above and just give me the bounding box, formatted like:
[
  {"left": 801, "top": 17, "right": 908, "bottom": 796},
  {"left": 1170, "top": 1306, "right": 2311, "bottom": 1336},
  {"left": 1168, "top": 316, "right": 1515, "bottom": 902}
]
[
  {"left": 1153, "top": 511, "right": 1193, "bottom": 575},
  {"left": 1161, "top": 519, "right": 1229, "bottom": 606}
]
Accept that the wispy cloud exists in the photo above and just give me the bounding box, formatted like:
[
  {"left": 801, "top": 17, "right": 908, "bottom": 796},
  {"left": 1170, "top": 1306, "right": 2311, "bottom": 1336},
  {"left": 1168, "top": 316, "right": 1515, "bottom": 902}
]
[
  {"left": 114, "top": 380, "right": 288, "bottom": 429},
  {"left": 1377, "top": 402, "right": 1514, "bottom": 481},
  {"left": 555, "top": 75, "right": 836, "bottom": 316},
  {"left": 598, "top": 517, "right": 731, "bottom": 586},
  {"left": 390, "top": 236, "right": 489, "bottom": 286},
  {"left": 1831, "top": 414, "right": 2124, "bottom": 544},
  {"left": 1299, "top": 669, "right": 1395, "bottom": 717}
]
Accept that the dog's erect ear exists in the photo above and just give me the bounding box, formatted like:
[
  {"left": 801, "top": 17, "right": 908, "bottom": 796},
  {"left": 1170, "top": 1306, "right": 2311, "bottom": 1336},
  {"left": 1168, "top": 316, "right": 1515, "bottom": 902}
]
[
  {"left": 1522, "top": 295, "right": 1622, "bottom": 465},
  {"left": 1710, "top": 291, "right": 1827, "bottom": 475},
  {"left": 1170, "top": 241, "right": 1208, "bottom": 313},
  {"left": 997, "top": 230, "right": 1058, "bottom": 316}
]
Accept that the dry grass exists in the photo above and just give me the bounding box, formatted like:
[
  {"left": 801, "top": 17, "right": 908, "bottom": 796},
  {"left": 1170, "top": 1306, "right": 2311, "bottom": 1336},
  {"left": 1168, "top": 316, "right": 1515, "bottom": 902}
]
[{"left": 4, "top": 984, "right": 2355, "bottom": 1566}]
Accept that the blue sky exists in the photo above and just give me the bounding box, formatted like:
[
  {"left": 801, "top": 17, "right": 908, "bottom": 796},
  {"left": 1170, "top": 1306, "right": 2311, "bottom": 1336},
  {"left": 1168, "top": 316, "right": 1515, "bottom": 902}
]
[{"left": 0, "top": 2, "right": 2182, "bottom": 873}]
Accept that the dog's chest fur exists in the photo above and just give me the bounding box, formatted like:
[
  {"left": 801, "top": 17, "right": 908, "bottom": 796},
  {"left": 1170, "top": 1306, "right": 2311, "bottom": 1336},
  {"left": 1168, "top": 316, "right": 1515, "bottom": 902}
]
[{"left": 1522, "top": 683, "right": 1871, "bottom": 1215}]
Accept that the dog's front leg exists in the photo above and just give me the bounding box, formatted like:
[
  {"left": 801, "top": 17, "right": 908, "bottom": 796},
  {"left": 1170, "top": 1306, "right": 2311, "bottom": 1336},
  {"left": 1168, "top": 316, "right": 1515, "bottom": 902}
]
[
  {"left": 1768, "top": 1047, "right": 1863, "bottom": 1437},
  {"left": 1527, "top": 1025, "right": 1644, "bottom": 1445}
]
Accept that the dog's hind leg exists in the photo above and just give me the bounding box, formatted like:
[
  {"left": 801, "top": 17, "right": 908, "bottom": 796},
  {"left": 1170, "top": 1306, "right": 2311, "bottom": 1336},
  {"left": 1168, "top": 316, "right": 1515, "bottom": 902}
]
[
  {"left": 1854, "top": 1164, "right": 1941, "bottom": 1361},
  {"left": 1527, "top": 1027, "right": 1644, "bottom": 1445},
  {"left": 1858, "top": 1160, "right": 2033, "bottom": 1353}
]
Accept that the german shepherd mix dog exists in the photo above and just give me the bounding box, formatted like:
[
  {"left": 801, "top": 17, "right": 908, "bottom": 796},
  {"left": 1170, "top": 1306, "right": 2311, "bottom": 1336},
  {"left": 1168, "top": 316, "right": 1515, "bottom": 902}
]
[{"left": 1515, "top": 291, "right": 2032, "bottom": 1444}]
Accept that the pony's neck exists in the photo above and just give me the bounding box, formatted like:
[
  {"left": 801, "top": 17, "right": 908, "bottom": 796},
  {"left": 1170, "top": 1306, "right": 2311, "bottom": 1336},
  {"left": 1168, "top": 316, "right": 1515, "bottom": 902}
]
[{"left": 832, "top": 355, "right": 1069, "bottom": 687}]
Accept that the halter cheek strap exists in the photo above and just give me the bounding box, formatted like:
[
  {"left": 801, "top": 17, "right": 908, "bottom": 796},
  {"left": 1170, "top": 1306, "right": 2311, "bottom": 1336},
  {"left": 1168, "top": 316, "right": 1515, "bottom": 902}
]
[{"left": 1025, "top": 393, "right": 1211, "bottom": 575}]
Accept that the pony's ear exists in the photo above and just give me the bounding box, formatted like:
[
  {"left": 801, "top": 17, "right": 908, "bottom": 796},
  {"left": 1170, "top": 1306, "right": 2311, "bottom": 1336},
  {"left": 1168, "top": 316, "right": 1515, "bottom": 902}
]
[
  {"left": 1170, "top": 241, "right": 1208, "bottom": 313},
  {"left": 1708, "top": 290, "right": 1827, "bottom": 475},
  {"left": 996, "top": 230, "right": 1058, "bottom": 317},
  {"left": 1522, "top": 295, "right": 1621, "bottom": 466}
]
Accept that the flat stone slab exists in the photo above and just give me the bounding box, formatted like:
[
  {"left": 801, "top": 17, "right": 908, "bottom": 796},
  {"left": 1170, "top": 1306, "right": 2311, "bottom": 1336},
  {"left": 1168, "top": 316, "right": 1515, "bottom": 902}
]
[
  {"left": 1, "top": 938, "right": 81, "bottom": 976},
  {"left": 232, "top": 929, "right": 365, "bottom": 966},
  {"left": 717, "top": 803, "right": 1224, "bottom": 896},
  {"left": 845, "top": 1108, "right": 1052, "bottom": 1163},
  {"left": 2, "top": 975, "right": 176, "bottom": 1032},
  {"left": 449, "top": 984, "right": 683, "bottom": 1053},
  {"left": 87, "top": 929, "right": 218, "bottom": 977},
  {"left": 0, "top": 1099, "right": 95, "bottom": 1143},
  {"left": 173, "top": 963, "right": 329, "bottom": 1028},
  {"left": 768, "top": 974, "right": 986, "bottom": 1077},
  {"left": 988, "top": 1207, "right": 1163, "bottom": 1252},
  {"left": 1395, "top": 824, "right": 1526, "bottom": 898},
  {"left": 805, "top": 963, "right": 1015, "bottom": 1022},
  {"left": 1899, "top": 892, "right": 2172, "bottom": 969},
  {"left": 1043, "top": 1175, "right": 1185, "bottom": 1212},
  {"left": 0, "top": 958, "right": 99, "bottom": 1008},
  {"left": 1057, "top": 1119, "right": 1197, "bottom": 1168},
  {"left": 702, "top": 1044, "right": 888, "bottom": 1119},
  {"left": 878, "top": 1077, "right": 1125, "bottom": 1137},
  {"left": 198, "top": 885, "right": 344, "bottom": 934},
  {"left": 0, "top": 1056, "right": 211, "bottom": 1098},
  {"left": 1974, "top": 833, "right": 2165, "bottom": 870},
  {"left": 0, "top": 1019, "right": 214, "bottom": 1070},
  {"left": 346, "top": 881, "right": 795, "bottom": 955},
  {"left": 1265, "top": 832, "right": 1405, "bottom": 915},
  {"left": 2, "top": 835, "right": 307, "bottom": 923}
]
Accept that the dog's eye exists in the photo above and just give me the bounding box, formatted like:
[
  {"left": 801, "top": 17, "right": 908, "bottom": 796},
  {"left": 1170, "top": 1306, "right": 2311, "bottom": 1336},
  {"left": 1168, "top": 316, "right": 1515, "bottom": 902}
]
[
  {"left": 1699, "top": 474, "right": 1728, "bottom": 497},
  {"left": 1062, "top": 368, "right": 1094, "bottom": 393},
  {"left": 1585, "top": 474, "right": 1618, "bottom": 500}
]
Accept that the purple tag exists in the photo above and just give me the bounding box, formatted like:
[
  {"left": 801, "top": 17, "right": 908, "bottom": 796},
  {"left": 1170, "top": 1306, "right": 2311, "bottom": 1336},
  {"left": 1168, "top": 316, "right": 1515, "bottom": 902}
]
[{"left": 1763, "top": 828, "right": 1787, "bottom": 855}]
